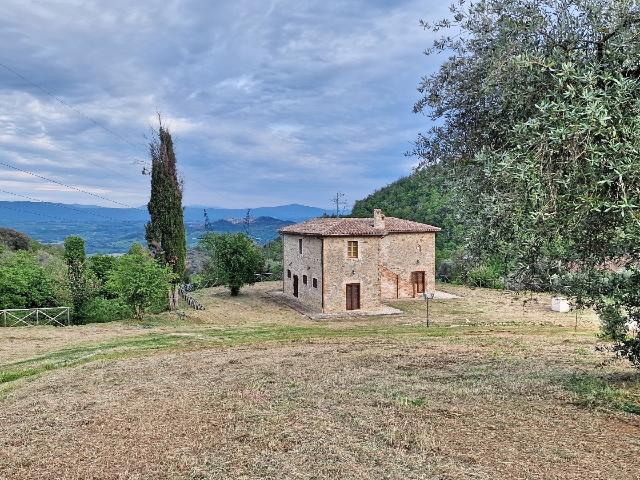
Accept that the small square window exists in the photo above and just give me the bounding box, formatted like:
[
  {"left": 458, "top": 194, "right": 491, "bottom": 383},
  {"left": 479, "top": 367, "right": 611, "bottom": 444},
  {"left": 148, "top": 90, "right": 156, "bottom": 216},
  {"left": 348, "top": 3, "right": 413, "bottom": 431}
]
[
  {"left": 287, "top": 269, "right": 291, "bottom": 278},
  {"left": 303, "top": 275, "right": 307, "bottom": 285},
  {"left": 299, "top": 238, "right": 303, "bottom": 254},
  {"left": 347, "top": 240, "right": 358, "bottom": 259},
  {"left": 312, "top": 278, "right": 318, "bottom": 288}
]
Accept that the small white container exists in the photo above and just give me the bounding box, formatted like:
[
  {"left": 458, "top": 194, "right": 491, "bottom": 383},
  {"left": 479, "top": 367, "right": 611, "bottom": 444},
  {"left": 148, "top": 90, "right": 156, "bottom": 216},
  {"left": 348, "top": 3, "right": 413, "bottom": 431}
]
[{"left": 551, "top": 297, "right": 571, "bottom": 313}]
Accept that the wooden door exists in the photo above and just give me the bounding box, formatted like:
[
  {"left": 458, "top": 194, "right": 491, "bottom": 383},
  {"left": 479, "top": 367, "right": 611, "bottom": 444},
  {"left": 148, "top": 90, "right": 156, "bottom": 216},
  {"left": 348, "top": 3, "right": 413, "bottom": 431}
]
[
  {"left": 293, "top": 275, "right": 299, "bottom": 297},
  {"left": 346, "top": 283, "right": 360, "bottom": 310},
  {"left": 413, "top": 271, "right": 425, "bottom": 296}
]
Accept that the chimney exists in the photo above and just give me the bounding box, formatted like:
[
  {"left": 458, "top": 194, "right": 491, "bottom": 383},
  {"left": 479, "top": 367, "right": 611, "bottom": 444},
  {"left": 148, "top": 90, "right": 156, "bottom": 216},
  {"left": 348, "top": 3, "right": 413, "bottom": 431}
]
[{"left": 373, "top": 209, "right": 385, "bottom": 229}]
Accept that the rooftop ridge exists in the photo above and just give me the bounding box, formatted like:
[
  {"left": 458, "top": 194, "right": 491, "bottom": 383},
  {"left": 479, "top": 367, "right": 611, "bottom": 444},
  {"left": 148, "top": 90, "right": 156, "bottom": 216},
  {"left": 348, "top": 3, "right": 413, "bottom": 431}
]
[{"left": 279, "top": 215, "right": 441, "bottom": 237}]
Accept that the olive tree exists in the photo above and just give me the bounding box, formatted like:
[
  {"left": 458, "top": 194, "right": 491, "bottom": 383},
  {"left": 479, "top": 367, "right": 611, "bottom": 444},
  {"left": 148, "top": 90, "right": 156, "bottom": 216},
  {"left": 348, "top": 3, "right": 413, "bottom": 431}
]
[
  {"left": 415, "top": 0, "right": 640, "bottom": 365},
  {"left": 198, "top": 233, "right": 264, "bottom": 296}
]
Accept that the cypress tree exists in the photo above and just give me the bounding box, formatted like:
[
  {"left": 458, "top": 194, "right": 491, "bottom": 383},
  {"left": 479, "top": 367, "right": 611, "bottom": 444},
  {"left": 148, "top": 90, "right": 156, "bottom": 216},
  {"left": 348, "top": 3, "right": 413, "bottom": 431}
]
[
  {"left": 145, "top": 119, "right": 186, "bottom": 309},
  {"left": 64, "top": 235, "right": 89, "bottom": 320}
]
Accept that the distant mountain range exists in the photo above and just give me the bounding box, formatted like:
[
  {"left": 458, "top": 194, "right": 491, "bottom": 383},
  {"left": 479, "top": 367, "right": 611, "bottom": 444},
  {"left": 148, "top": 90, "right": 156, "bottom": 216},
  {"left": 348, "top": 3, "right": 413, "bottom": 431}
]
[
  {"left": 0, "top": 201, "right": 325, "bottom": 253},
  {"left": 0, "top": 201, "right": 327, "bottom": 223}
]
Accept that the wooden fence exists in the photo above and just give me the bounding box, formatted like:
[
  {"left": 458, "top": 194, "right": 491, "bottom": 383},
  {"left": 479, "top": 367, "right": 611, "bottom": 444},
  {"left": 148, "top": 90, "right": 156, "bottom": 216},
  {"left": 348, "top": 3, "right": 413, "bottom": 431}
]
[
  {"left": 178, "top": 285, "right": 205, "bottom": 311},
  {"left": 1, "top": 307, "right": 70, "bottom": 327}
]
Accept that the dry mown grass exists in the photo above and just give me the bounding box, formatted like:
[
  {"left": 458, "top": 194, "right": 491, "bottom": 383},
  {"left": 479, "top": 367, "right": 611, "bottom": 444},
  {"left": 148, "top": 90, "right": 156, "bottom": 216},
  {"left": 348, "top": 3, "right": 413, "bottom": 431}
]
[{"left": 0, "top": 282, "right": 638, "bottom": 479}]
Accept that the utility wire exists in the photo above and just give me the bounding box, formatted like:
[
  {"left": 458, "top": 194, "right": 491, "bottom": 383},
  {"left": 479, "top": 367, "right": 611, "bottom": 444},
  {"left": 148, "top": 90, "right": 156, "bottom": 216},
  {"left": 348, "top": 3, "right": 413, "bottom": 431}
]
[
  {"left": 0, "top": 160, "right": 138, "bottom": 209},
  {"left": 0, "top": 62, "right": 150, "bottom": 156},
  {"left": 0, "top": 62, "right": 152, "bottom": 172},
  {"left": 0, "top": 189, "right": 123, "bottom": 222},
  {"left": 0, "top": 62, "right": 212, "bottom": 199}
]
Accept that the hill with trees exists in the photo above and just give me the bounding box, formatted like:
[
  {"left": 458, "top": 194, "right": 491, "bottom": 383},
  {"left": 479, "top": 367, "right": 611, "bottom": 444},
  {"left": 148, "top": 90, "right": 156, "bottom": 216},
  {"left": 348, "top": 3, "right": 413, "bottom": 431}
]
[{"left": 352, "top": 166, "right": 461, "bottom": 261}]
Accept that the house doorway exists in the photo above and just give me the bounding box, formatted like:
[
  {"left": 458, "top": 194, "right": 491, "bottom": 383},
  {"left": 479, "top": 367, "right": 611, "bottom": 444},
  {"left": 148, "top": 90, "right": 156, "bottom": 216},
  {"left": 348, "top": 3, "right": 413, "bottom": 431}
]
[
  {"left": 346, "top": 283, "right": 360, "bottom": 310},
  {"left": 293, "top": 275, "right": 299, "bottom": 297},
  {"left": 412, "top": 271, "right": 425, "bottom": 297}
]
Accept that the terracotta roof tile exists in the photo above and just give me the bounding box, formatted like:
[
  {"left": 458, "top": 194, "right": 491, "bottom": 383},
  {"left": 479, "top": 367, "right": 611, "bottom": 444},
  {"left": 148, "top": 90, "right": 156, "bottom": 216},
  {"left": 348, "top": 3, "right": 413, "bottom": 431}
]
[{"left": 280, "top": 216, "right": 441, "bottom": 236}]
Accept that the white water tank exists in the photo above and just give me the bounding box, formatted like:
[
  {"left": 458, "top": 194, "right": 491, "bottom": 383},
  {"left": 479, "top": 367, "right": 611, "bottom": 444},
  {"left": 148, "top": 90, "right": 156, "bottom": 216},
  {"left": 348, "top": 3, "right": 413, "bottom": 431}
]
[{"left": 551, "top": 297, "right": 571, "bottom": 313}]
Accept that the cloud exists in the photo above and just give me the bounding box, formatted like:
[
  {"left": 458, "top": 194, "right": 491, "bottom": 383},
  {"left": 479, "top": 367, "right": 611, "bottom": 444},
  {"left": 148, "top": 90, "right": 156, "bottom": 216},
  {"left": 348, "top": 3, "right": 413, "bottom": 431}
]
[{"left": 0, "top": 0, "right": 448, "bottom": 211}]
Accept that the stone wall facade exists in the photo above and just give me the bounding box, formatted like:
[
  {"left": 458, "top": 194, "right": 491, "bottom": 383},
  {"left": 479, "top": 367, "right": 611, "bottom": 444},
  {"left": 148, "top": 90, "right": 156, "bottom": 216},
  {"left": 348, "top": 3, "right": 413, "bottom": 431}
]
[
  {"left": 378, "top": 232, "right": 436, "bottom": 299},
  {"left": 281, "top": 230, "right": 437, "bottom": 312},
  {"left": 322, "top": 236, "right": 381, "bottom": 313},
  {"left": 283, "top": 234, "right": 323, "bottom": 310}
]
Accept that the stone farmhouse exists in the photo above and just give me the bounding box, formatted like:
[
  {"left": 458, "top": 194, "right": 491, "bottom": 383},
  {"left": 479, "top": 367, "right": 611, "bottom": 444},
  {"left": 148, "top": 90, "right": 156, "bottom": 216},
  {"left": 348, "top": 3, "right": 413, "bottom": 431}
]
[{"left": 279, "top": 209, "right": 440, "bottom": 313}]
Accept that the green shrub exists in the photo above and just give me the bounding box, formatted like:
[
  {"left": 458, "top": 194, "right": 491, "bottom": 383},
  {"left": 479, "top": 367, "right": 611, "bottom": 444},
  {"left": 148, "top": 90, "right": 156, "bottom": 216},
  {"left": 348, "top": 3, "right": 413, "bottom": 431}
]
[
  {"left": 88, "top": 254, "right": 118, "bottom": 298},
  {"left": 79, "top": 298, "right": 133, "bottom": 323},
  {"left": 107, "top": 244, "right": 174, "bottom": 319},
  {"left": 0, "top": 251, "right": 58, "bottom": 308},
  {"left": 436, "top": 258, "right": 465, "bottom": 283},
  {"left": 465, "top": 263, "right": 505, "bottom": 289}
]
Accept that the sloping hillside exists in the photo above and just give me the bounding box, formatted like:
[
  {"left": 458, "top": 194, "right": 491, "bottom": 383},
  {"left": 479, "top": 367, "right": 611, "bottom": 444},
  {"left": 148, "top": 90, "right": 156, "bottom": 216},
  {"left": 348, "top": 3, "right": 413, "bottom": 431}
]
[{"left": 351, "top": 168, "right": 461, "bottom": 259}]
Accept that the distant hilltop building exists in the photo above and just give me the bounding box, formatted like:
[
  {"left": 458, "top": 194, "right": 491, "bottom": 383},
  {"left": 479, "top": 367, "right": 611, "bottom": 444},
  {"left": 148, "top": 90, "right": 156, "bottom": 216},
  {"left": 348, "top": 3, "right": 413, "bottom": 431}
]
[{"left": 280, "top": 209, "right": 440, "bottom": 313}]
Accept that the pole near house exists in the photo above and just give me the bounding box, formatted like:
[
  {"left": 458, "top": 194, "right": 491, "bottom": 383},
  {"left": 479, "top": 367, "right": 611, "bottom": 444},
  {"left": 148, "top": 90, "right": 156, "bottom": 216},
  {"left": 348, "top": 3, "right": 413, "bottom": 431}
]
[{"left": 423, "top": 292, "right": 435, "bottom": 327}]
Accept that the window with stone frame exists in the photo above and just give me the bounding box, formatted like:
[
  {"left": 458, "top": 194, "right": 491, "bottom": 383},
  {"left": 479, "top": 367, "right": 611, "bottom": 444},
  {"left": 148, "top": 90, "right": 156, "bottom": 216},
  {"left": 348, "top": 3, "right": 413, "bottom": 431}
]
[
  {"left": 303, "top": 275, "right": 308, "bottom": 285},
  {"left": 298, "top": 238, "right": 303, "bottom": 254},
  {"left": 287, "top": 269, "right": 291, "bottom": 278},
  {"left": 312, "top": 278, "right": 318, "bottom": 288},
  {"left": 347, "top": 240, "right": 359, "bottom": 259}
]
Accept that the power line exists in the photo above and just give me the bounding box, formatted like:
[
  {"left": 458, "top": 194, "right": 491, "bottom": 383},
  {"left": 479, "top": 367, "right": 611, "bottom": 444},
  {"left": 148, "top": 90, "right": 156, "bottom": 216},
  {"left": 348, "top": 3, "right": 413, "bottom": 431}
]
[
  {"left": 0, "top": 61, "right": 152, "bottom": 173},
  {"left": 0, "top": 62, "right": 150, "bottom": 157},
  {"left": 0, "top": 189, "right": 122, "bottom": 222},
  {"left": 0, "top": 159, "right": 138, "bottom": 209},
  {"left": 0, "top": 62, "right": 214, "bottom": 199}
]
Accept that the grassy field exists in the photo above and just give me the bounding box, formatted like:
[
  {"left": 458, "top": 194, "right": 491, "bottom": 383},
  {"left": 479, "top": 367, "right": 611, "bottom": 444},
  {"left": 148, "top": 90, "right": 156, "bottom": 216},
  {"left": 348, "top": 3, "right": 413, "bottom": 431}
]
[{"left": 0, "top": 282, "right": 639, "bottom": 479}]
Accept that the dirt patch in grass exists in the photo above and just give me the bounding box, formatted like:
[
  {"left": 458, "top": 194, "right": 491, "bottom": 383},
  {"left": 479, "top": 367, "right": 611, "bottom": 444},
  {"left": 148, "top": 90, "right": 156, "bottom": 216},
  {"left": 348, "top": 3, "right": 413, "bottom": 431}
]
[{"left": 1, "top": 338, "right": 638, "bottom": 480}]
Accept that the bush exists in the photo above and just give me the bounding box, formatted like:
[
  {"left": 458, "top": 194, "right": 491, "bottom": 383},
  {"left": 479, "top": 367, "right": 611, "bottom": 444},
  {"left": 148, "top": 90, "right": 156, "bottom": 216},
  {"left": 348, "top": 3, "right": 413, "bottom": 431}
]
[
  {"left": 0, "top": 251, "right": 58, "bottom": 308},
  {"left": 88, "top": 254, "right": 118, "bottom": 298},
  {"left": 79, "top": 298, "right": 133, "bottom": 323},
  {"left": 436, "top": 259, "right": 462, "bottom": 283},
  {"left": 107, "top": 244, "right": 174, "bottom": 319},
  {"left": 465, "top": 263, "right": 505, "bottom": 289}
]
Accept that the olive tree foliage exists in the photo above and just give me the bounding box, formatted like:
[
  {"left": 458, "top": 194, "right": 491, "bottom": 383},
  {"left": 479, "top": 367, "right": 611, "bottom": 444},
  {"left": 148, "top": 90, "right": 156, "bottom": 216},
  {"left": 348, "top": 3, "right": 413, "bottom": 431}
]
[
  {"left": 198, "top": 233, "right": 264, "bottom": 296},
  {"left": 107, "top": 244, "right": 174, "bottom": 319},
  {"left": 415, "top": 0, "right": 640, "bottom": 364}
]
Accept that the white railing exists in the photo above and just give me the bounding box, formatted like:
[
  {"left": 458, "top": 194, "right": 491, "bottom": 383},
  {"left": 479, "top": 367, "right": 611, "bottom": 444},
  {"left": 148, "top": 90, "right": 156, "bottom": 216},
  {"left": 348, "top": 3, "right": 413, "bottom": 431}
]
[{"left": 1, "top": 307, "right": 70, "bottom": 327}]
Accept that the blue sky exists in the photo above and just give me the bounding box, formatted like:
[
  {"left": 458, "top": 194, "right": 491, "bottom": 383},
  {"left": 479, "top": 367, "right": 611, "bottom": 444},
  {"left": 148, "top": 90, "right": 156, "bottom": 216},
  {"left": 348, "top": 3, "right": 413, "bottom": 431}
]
[{"left": 0, "top": 0, "right": 448, "bottom": 211}]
